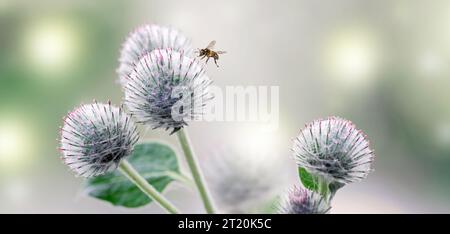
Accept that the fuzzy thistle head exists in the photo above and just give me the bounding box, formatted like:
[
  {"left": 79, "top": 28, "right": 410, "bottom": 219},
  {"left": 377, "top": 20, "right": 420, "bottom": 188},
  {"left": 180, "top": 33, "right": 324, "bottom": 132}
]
[
  {"left": 279, "top": 186, "right": 330, "bottom": 214},
  {"left": 293, "top": 117, "right": 375, "bottom": 185},
  {"left": 124, "top": 48, "right": 212, "bottom": 134},
  {"left": 117, "top": 24, "right": 193, "bottom": 86},
  {"left": 59, "top": 102, "right": 139, "bottom": 177}
]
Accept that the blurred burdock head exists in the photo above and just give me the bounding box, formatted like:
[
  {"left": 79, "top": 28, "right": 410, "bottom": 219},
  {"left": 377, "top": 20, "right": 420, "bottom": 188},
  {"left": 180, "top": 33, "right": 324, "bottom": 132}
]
[
  {"left": 124, "top": 49, "right": 212, "bottom": 134},
  {"left": 117, "top": 24, "right": 193, "bottom": 86},
  {"left": 293, "top": 117, "right": 374, "bottom": 186},
  {"left": 59, "top": 102, "right": 139, "bottom": 177},
  {"left": 204, "top": 146, "right": 286, "bottom": 213},
  {"left": 279, "top": 186, "right": 330, "bottom": 214}
]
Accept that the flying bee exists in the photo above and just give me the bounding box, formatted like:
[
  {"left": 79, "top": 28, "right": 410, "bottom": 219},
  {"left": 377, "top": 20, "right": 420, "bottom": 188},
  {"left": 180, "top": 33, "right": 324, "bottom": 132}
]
[{"left": 197, "top": 40, "right": 226, "bottom": 67}]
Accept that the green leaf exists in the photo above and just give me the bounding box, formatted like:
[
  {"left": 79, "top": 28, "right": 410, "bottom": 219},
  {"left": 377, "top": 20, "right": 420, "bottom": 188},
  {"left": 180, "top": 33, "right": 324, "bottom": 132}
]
[
  {"left": 298, "top": 167, "right": 319, "bottom": 192},
  {"left": 85, "top": 142, "right": 180, "bottom": 208}
]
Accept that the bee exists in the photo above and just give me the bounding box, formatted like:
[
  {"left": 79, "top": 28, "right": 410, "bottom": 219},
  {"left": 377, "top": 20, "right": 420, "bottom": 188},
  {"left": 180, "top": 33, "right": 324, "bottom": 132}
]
[{"left": 197, "top": 40, "right": 226, "bottom": 67}]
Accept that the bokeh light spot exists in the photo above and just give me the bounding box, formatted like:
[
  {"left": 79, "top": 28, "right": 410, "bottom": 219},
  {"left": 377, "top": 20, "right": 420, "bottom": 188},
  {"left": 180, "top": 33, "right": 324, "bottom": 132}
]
[
  {"left": 0, "top": 116, "right": 34, "bottom": 170},
  {"left": 233, "top": 124, "right": 281, "bottom": 158},
  {"left": 322, "top": 25, "right": 382, "bottom": 87},
  {"left": 23, "top": 18, "right": 82, "bottom": 77}
]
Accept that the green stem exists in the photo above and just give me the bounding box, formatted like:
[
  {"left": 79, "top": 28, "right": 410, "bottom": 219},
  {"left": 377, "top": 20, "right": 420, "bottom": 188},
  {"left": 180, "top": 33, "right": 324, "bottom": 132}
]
[
  {"left": 317, "top": 176, "right": 330, "bottom": 200},
  {"left": 166, "top": 171, "right": 195, "bottom": 188},
  {"left": 118, "top": 160, "right": 180, "bottom": 214},
  {"left": 176, "top": 128, "right": 216, "bottom": 214}
]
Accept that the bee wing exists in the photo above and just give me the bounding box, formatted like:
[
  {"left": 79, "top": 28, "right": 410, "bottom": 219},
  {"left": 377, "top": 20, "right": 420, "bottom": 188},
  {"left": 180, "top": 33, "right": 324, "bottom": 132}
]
[
  {"left": 216, "top": 51, "right": 227, "bottom": 54},
  {"left": 206, "top": 40, "right": 216, "bottom": 49}
]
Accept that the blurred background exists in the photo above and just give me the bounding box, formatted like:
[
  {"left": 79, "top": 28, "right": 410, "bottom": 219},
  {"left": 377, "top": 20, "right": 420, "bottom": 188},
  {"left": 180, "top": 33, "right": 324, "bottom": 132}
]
[{"left": 1, "top": 0, "right": 450, "bottom": 213}]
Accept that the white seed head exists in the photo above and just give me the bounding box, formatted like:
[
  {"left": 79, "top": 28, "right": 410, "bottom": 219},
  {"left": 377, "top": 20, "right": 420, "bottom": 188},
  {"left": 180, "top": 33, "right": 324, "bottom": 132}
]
[
  {"left": 279, "top": 186, "right": 331, "bottom": 214},
  {"left": 124, "top": 49, "right": 212, "bottom": 134},
  {"left": 117, "top": 24, "right": 193, "bottom": 86},
  {"left": 59, "top": 102, "right": 139, "bottom": 177},
  {"left": 293, "top": 117, "right": 375, "bottom": 185}
]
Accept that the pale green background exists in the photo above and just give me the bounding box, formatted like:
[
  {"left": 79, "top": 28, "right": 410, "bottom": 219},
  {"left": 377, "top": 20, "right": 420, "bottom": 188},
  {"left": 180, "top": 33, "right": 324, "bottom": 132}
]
[{"left": 1, "top": 0, "right": 449, "bottom": 213}]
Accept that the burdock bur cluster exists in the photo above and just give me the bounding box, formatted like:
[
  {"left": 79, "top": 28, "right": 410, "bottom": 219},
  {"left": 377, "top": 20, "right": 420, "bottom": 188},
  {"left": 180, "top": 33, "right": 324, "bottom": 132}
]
[{"left": 58, "top": 24, "right": 375, "bottom": 214}]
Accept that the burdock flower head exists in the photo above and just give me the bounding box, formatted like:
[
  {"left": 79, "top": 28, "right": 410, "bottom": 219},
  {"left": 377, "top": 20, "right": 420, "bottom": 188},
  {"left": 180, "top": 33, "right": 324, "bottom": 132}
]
[
  {"left": 279, "top": 186, "right": 331, "bottom": 214},
  {"left": 293, "top": 117, "right": 375, "bottom": 186},
  {"left": 124, "top": 48, "right": 212, "bottom": 133},
  {"left": 59, "top": 102, "right": 139, "bottom": 177},
  {"left": 117, "top": 24, "right": 193, "bottom": 86}
]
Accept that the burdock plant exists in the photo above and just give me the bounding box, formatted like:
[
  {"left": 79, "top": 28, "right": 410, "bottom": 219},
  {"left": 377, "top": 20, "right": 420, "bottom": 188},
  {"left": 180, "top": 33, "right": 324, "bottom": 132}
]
[
  {"left": 124, "top": 49, "right": 212, "bottom": 133},
  {"left": 123, "top": 48, "right": 215, "bottom": 213},
  {"left": 117, "top": 24, "right": 193, "bottom": 86},
  {"left": 278, "top": 186, "right": 331, "bottom": 214},
  {"left": 59, "top": 102, "right": 179, "bottom": 213},
  {"left": 279, "top": 116, "right": 375, "bottom": 214},
  {"left": 58, "top": 24, "right": 376, "bottom": 214}
]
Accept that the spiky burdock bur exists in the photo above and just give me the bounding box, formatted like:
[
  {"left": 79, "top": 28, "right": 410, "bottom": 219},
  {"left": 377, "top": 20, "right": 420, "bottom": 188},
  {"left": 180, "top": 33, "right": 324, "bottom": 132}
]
[
  {"left": 124, "top": 48, "right": 212, "bottom": 134},
  {"left": 59, "top": 102, "right": 139, "bottom": 177},
  {"left": 293, "top": 117, "right": 375, "bottom": 186},
  {"left": 279, "top": 186, "right": 331, "bottom": 214},
  {"left": 117, "top": 24, "right": 193, "bottom": 86}
]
